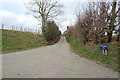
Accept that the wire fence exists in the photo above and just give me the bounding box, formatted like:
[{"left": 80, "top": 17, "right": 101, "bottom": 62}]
[{"left": 1, "top": 24, "right": 41, "bottom": 34}]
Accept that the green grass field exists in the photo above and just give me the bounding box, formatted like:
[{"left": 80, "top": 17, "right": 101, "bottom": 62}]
[
  {"left": 1, "top": 29, "right": 47, "bottom": 54},
  {"left": 66, "top": 35, "right": 119, "bottom": 72}
]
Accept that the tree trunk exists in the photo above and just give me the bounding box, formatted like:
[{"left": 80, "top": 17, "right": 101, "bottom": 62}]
[
  {"left": 107, "top": 32, "right": 112, "bottom": 42},
  {"left": 107, "top": 1, "right": 117, "bottom": 43},
  {"left": 117, "top": 32, "right": 120, "bottom": 41},
  {"left": 42, "top": 16, "right": 47, "bottom": 36}
]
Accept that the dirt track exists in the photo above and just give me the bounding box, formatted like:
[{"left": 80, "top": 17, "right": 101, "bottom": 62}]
[{"left": 2, "top": 37, "right": 118, "bottom": 78}]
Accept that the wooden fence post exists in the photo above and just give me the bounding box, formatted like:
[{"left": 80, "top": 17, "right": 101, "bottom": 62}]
[
  {"left": 24, "top": 28, "right": 25, "bottom": 31},
  {"left": 2, "top": 23, "right": 4, "bottom": 29},
  {"left": 20, "top": 27, "right": 22, "bottom": 31},
  {"left": 38, "top": 30, "right": 39, "bottom": 34},
  {"left": 12, "top": 26, "right": 14, "bottom": 30}
]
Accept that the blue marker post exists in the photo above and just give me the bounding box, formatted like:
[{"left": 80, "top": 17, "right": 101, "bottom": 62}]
[{"left": 100, "top": 45, "right": 108, "bottom": 55}]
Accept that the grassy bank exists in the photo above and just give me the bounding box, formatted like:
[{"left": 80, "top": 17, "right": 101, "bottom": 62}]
[
  {"left": 66, "top": 35, "right": 119, "bottom": 72},
  {"left": 2, "top": 29, "right": 47, "bottom": 54}
]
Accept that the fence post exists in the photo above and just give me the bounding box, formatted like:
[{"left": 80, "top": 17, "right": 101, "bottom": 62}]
[
  {"left": 2, "top": 23, "right": 4, "bottom": 29},
  {"left": 24, "top": 28, "right": 26, "bottom": 32},
  {"left": 20, "top": 27, "right": 22, "bottom": 31},
  {"left": 31, "top": 29, "right": 32, "bottom": 32},
  {"left": 36, "top": 30, "right": 37, "bottom": 33},
  {"left": 12, "top": 26, "right": 14, "bottom": 30},
  {"left": 38, "top": 30, "right": 39, "bottom": 34}
]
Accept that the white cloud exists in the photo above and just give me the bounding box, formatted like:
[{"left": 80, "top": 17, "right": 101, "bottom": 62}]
[
  {"left": 0, "top": 10, "right": 40, "bottom": 30},
  {"left": 0, "top": 0, "right": 38, "bottom": 29},
  {"left": 0, "top": 0, "right": 87, "bottom": 34},
  {"left": 0, "top": 0, "right": 23, "bottom": 3}
]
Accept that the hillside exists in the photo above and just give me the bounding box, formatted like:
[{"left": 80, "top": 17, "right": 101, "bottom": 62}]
[{"left": 2, "top": 29, "right": 47, "bottom": 54}]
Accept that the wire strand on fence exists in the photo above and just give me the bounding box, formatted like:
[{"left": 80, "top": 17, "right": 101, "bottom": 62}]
[{"left": 1, "top": 24, "right": 41, "bottom": 34}]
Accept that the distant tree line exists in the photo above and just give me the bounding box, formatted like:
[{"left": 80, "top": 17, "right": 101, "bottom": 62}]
[
  {"left": 43, "top": 21, "right": 61, "bottom": 42},
  {"left": 66, "top": 1, "right": 119, "bottom": 45}
]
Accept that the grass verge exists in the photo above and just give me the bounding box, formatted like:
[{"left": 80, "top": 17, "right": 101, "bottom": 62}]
[
  {"left": 66, "top": 35, "right": 119, "bottom": 72},
  {"left": 1, "top": 29, "right": 48, "bottom": 54}
]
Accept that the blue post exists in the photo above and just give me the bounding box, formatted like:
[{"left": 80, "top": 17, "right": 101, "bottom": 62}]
[{"left": 100, "top": 45, "right": 108, "bottom": 55}]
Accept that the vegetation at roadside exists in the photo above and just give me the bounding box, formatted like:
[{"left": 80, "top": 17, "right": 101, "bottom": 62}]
[
  {"left": 1, "top": 20, "right": 61, "bottom": 54},
  {"left": 42, "top": 21, "right": 61, "bottom": 45},
  {"left": 2, "top": 29, "right": 47, "bottom": 54},
  {"left": 26, "top": 0, "right": 62, "bottom": 44},
  {"left": 66, "top": 35, "right": 119, "bottom": 72},
  {"left": 64, "top": 1, "right": 119, "bottom": 72}
]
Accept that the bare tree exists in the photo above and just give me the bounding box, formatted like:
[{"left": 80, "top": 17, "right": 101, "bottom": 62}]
[
  {"left": 25, "top": 0, "right": 63, "bottom": 34},
  {"left": 107, "top": 0, "right": 117, "bottom": 42},
  {"left": 75, "top": 2, "right": 100, "bottom": 44},
  {"left": 116, "top": 1, "right": 120, "bottom": 41}
]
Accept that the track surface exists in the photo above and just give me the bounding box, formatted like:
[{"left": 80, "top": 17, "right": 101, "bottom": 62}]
[{"left": 2, "top": 37, "right": 118, "bottom": 78}]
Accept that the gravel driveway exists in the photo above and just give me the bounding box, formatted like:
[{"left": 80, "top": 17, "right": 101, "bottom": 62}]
[{"left": 2, "top": 37, "right": 118, "bottom": 78}]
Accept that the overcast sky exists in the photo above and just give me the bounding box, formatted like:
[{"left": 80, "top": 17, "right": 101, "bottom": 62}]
[{"left": 0, "top": 0, "right": 111, "bottom": 33}]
